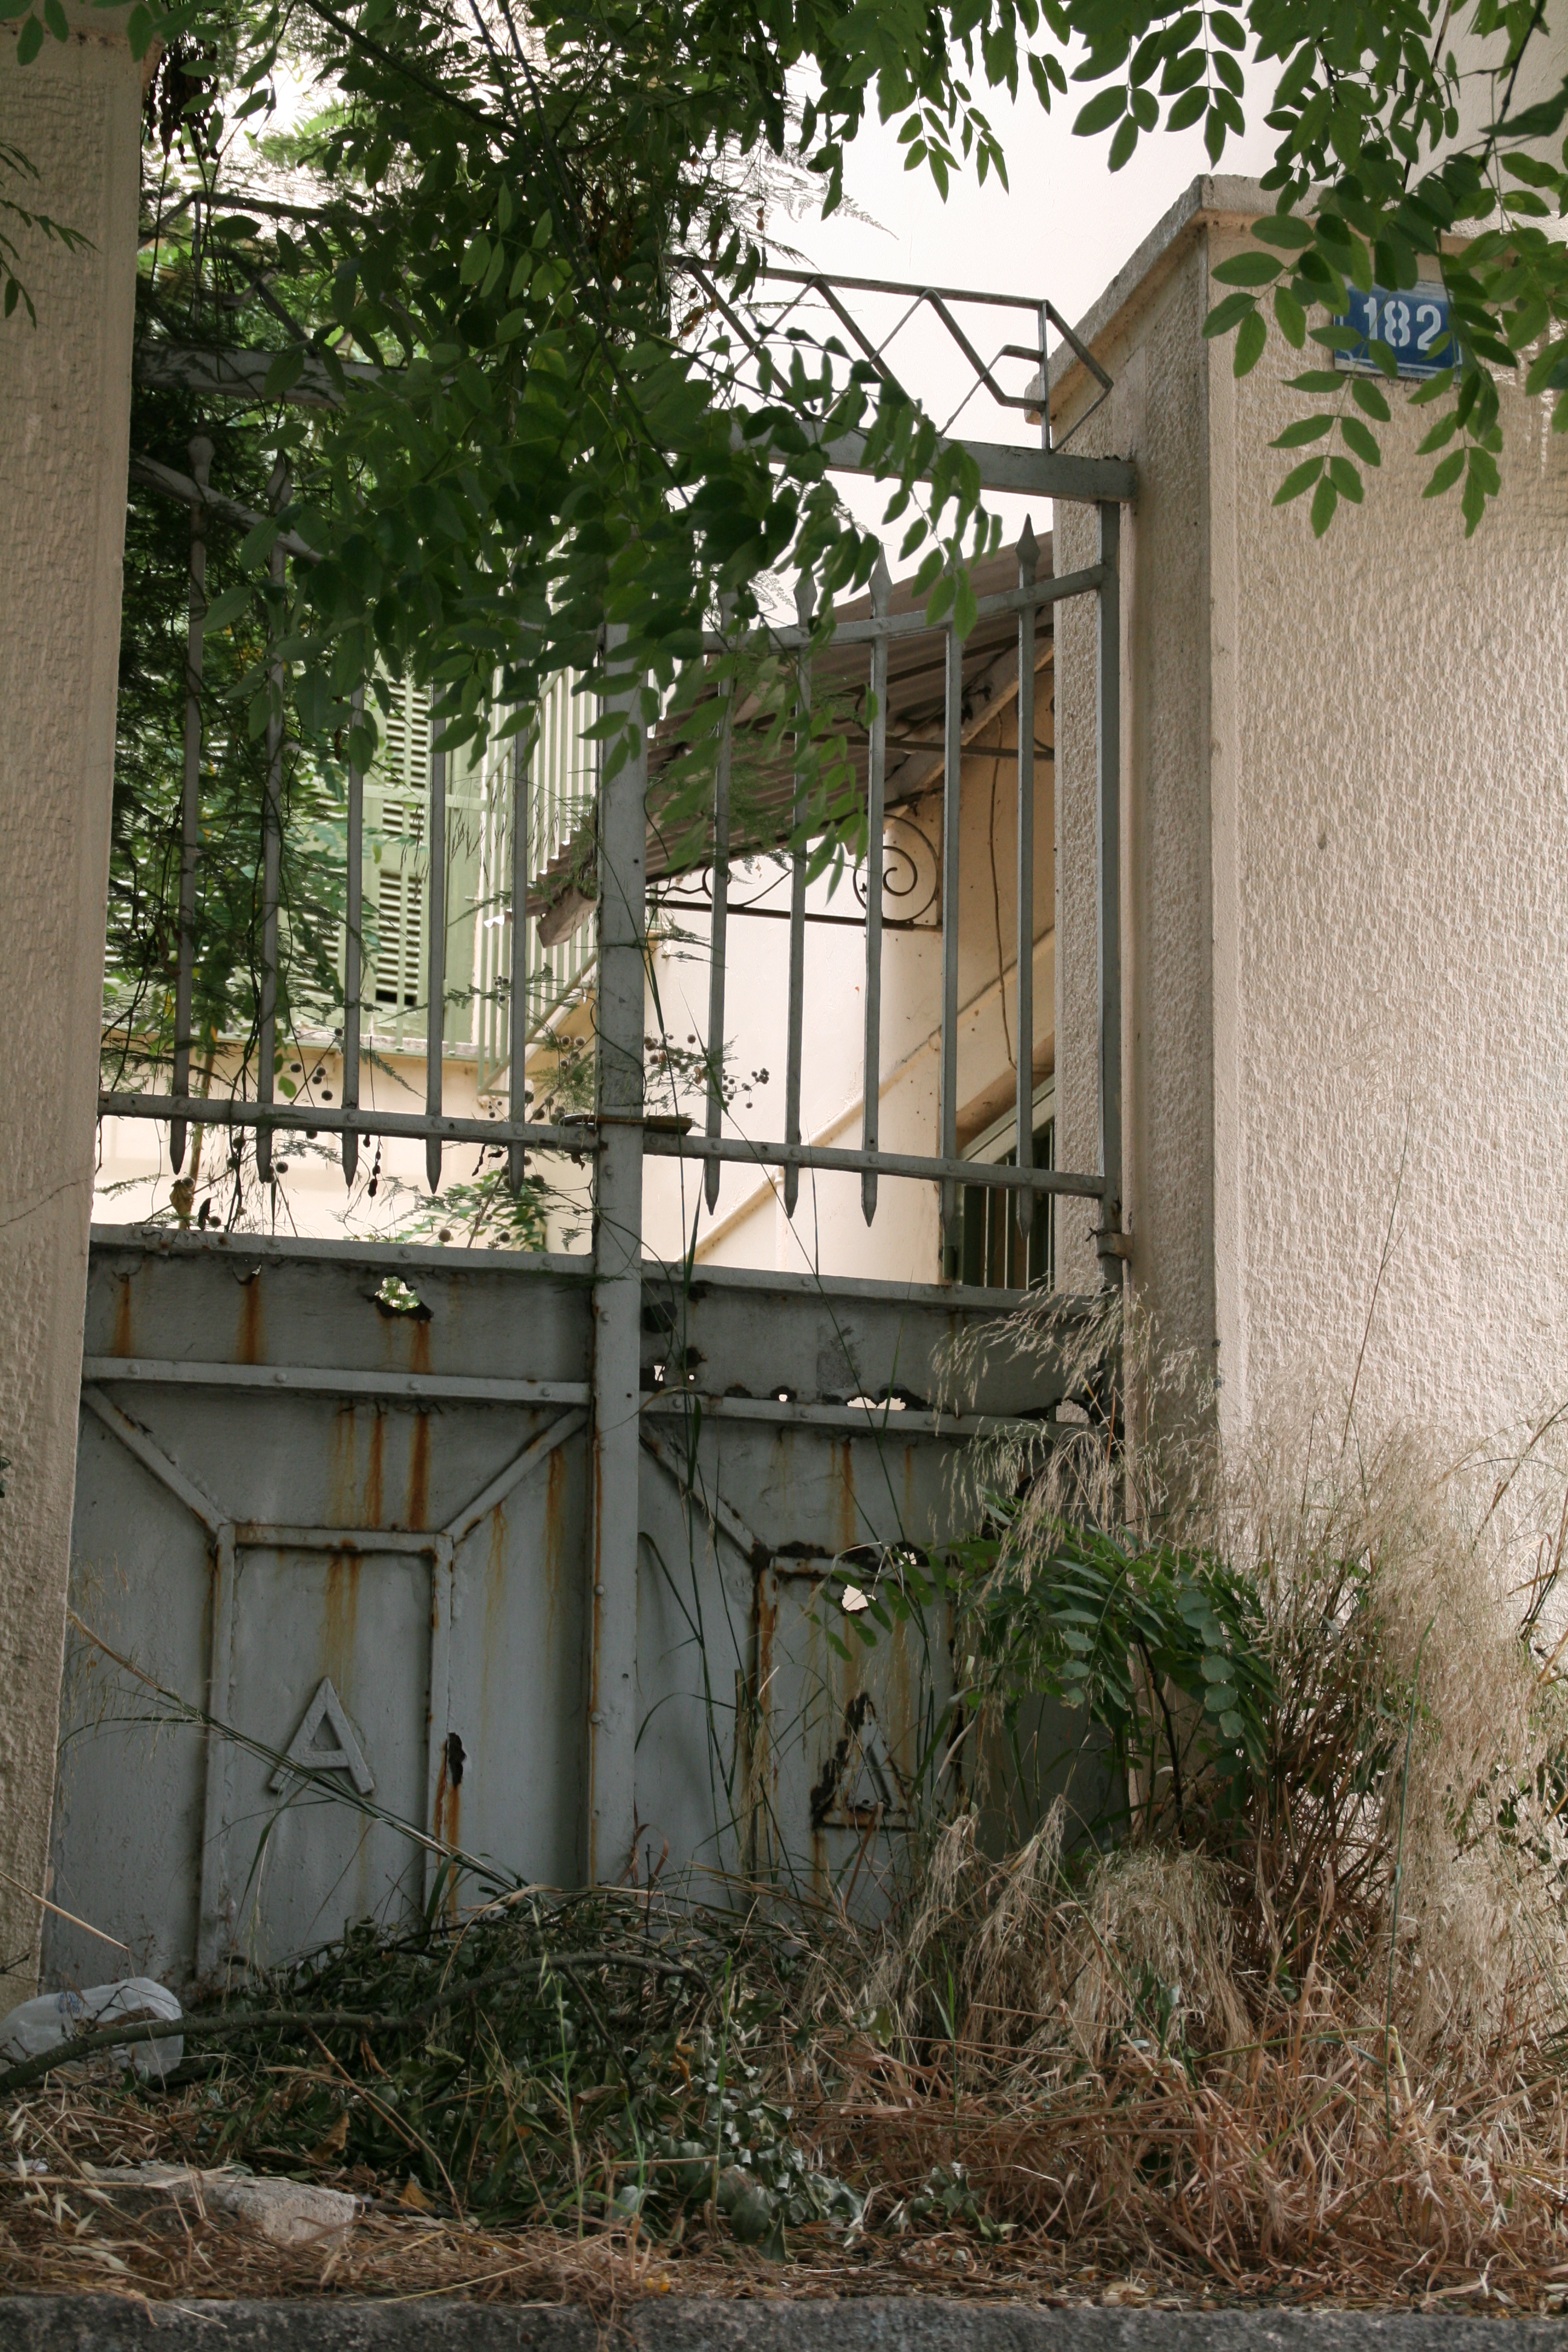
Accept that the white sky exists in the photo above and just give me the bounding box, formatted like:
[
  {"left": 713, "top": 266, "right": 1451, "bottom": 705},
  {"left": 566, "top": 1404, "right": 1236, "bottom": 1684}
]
[{"left": 783, "top": 77, "right": 1281, "bottom": 545}]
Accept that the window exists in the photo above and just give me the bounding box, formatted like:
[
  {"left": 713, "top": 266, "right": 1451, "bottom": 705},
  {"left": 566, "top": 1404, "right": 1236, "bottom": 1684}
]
[
  {"left": 958, "top": 1082, "right": 1055, "bottom": 1292},
  {"left": 373, "top": 867, "right": 425, "bottom": 1011},
  {"left": 368, "top": 678, "right": 433, "bottom": 1019}
]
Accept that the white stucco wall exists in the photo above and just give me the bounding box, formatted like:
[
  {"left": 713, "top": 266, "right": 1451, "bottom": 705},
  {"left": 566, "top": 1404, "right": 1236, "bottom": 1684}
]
[
  {"left": 1054, "top": 175, "right": 1568, "bottom": 1448},
  {"left": 0, "top": 8, "right": 142, "bottom": 1996}
]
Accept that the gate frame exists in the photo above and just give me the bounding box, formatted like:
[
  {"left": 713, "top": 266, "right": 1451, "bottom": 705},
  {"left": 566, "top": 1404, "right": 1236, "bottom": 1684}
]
[{"left": 105, "top": 276, "right": 1136, "bottom": 1887}]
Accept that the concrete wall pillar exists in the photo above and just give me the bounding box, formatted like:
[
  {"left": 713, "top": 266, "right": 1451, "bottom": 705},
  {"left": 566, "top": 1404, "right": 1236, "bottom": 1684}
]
[
  {"left": 0, "top": 9, "right": 141, "bottom": 1999},
  {"left": 1054, "top": 175, "right": 1568, "bottom": 1454}
]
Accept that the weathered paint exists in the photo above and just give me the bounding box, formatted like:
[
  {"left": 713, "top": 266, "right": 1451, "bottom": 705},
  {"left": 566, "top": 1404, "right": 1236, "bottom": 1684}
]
[
  {"left": 50, "top": 1232, "right": 1076, "bottom": 1979},
  {"left": 364, "top": 1411, "right": 385, "bottom": 1528},
  {"left": 236, "top": 1271, "right": 264, "bottom": 1366},
  {"left": 543, "top": 1446, "right": 566, "bottom": 1642},
  {"left": 320, "top": 1553, "right": 362, "bottom": 1690},
  {"left": 327, "top": 1406, "right": 357, "bottom": 1529},
  {"left": 482, "top": 1501, "right": 508, "bottom": 1725},
  {"left": 834, "top": 1441, "right": 858, "bottom": 1557},
  {"left": 112, "top": 1275, "right": 135, "bottom": 1361},
  {"left": 406, "top": 1413, "right": 431, "bottom": 1530}
]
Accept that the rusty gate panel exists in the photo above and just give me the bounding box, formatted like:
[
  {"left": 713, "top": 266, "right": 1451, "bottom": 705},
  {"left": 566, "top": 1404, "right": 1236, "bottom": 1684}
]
[
  {"left": 48, "top": 1229, "right": 1089, "bottom": 1985},
  {"left": 212, "top": 1540, "right": 433, "bottom": 1965},
  {"left": 757, "top": 1560, "right": 950, "bottom": 1906},
  {"left": 443, "top": 1417, "right": 589, "bottom": 1893},
  {"left": 633, "top": 1449, "right": 756, "bottom": 1888},
  {"left": 57, "top": 1405, "right": 217, "bottom": 1986}
]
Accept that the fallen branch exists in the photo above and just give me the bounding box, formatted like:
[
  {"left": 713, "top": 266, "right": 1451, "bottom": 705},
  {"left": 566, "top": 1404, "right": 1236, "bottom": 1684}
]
[{"left": 0, "top": 1945, "right": 708, "bottom": 2103}]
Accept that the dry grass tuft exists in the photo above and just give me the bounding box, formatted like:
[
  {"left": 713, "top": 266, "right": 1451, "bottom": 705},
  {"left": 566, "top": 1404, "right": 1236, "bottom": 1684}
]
[{"left": 780, "top": 1347, "right": 1568, "bottom": 2307}]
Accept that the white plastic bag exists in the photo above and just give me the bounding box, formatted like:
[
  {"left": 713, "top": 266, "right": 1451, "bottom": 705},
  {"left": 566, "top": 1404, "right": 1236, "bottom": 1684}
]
[{"left": 0, "top": 1978, "right": 183, "bottom": 2082}]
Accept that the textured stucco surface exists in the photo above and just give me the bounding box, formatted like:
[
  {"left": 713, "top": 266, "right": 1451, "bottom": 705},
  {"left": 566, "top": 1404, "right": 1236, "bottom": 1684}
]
[
  {"left": 0, "top": 15, "right": 140, "bottom": 1998},
  {"left": 1055, "top": 234, "right": 1214, "bottom": 1329},
  {"left": 1054, "top": 177, "right": 1568, "bottom": 1450},
  {"left": 1218, "top": 234, "right": 1568, "bottom": 1442}
]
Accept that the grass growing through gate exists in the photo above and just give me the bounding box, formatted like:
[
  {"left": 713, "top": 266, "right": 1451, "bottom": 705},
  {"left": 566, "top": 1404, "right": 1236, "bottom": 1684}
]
[{"left": 24, "top": 1307, "right": 1568, "bottom": 2301}]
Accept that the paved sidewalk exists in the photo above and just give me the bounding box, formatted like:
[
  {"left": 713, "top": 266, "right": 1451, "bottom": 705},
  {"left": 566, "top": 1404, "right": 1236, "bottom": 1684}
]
[{"left": 1, "top": 2302, "right": 1564, "bottom": 2352}]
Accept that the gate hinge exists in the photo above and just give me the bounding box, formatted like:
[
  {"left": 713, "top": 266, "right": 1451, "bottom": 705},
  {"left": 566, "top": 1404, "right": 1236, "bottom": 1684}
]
[{"left": 1094, "top": 1227, "right": 1133, "bottom": 1261}]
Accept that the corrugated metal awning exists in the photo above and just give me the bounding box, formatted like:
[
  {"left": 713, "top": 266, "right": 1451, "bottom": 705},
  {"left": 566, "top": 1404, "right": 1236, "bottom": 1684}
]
[{"left": 534, "top": 538, "right": 1053, "bottom": 944}]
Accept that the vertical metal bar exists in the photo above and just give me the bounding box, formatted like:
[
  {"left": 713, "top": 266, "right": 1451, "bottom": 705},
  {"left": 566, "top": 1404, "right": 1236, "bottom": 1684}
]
[
  {"left": 171, "top": 434, "right": 212, "bottom": 1175},
  {"left": 508, "top": 722, "right": 532, "bottom": 1192},
  {"left": 783, "top": 572, "right": 811, "bottom": 1220},
  {"left": 1014, "top": 520, "right": 1037, "bottom": 1246},
  {"left": 255, "top": 468, "right": 288, "bottom": 1187},
  {"left": 425, "top": 708, "right": 446, "bottom": 1194},
  {"left": 586, "top": 630, "right": 646, "bottom": 1886},
  {"left": 938, "top": 611, "right": 964, "bottom": 1264},
  {"left": 860, "top": 554, "right": 889, "bottom": 1227},
  {"left": 1096, "top": 499, "right": 1123, "bottom": 1282},
  {"left": 1038, "top": 300, "right": 1052, "bottom": 455},
  {"left": 703, "top": 622, "right": 733, "bottom": 1213},
  {"left": 341, "top": 682, "right": 364, "bottom": 1185}
]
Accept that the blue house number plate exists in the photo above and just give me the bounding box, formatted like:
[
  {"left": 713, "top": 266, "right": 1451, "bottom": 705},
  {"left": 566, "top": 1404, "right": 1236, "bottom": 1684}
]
[{"left": 1334, "top": 284, "right": 1457, "bottom": 379}]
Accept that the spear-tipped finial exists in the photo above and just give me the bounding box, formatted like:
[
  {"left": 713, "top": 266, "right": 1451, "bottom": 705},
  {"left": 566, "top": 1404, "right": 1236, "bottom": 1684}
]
[
  {"left": 795, "top": 569, "right": 814, "bottom": 627},
  {"left": 1018, "top": 515, "right": 1038, "bottom": 581},
  {"left": 871, "top": 548, "right": 891, "bottom": 612}
]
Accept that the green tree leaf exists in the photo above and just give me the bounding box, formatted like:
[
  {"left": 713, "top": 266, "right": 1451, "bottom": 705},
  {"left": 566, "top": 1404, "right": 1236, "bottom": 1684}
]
[
  {"left": 1072, "top": 86, "right": 1128, "bottom": 136},
  {"left": 1310, "top": 475, "right": 1339, "bottom": 534},
  {"left": 1212, "top": 251, "right": 1281, "bottom": 287},
  {"left": 1271, "top": 415, "right": 1332, "bottom": 448},
  {"left": 1339, "top": 414, "right": 1380, "bottom": 465},
  {"left": 1233, "top": 307, "right": 1267, "bottom": 373},
  {"left": 1274, "top": 456, "right": 1325, "bottom": 504}
]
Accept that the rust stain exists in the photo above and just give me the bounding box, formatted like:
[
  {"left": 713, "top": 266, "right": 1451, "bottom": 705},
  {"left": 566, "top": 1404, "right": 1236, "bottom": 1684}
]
[
  {"left": 756, "top": 1576, "right": 777, "bottom": 1715},
  {"left": 411, "top": 1319, "right": 432, "bottom": 1376},
  {"left": 431, "top": 1734, "right": 465, "bottom": 1921},
  {"left": 364, "top": 1412, "right": 385, "bottom": 1527},
  {"left": 407, "top": 1413, "right": 430, "bottom": 1530},
  {"left": 111, "top": 1276, "right": 134, "bottom": 1359},
  {"left": 834, "top": 1440, "right": 858, "bottom": 1555},
  {"left": 237, "top": 1275, "right": 264, "bottom": 1365},
  {"left": 328, "top": 1407, "right": 358, "bottom": 1527},
  {"left": 321, "top": 1553, "right": 362, "bottom": 1688},
  {"left": 543, "top": 1448, "right": 566, "bottom": 1642}
]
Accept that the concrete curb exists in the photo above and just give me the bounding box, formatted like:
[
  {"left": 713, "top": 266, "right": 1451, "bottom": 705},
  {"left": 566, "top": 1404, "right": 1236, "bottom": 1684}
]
[{"left": 0, "top": 2303, "right": 1565, "bottom": 2352}]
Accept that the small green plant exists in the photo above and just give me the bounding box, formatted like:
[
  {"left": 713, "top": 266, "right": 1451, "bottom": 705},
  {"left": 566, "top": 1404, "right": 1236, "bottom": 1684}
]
[{"left": 945, "top": 1504, "right": 1275, "bottom": 1842}]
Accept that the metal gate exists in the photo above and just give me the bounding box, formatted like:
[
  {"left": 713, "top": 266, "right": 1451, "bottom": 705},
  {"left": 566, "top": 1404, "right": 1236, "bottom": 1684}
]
[
  {"left": 60, "top": 266, "right": 1136, "bottom": 1981},
  {"left": 49, "top": 1230, "right": 1101, "bottom": 1984}
]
